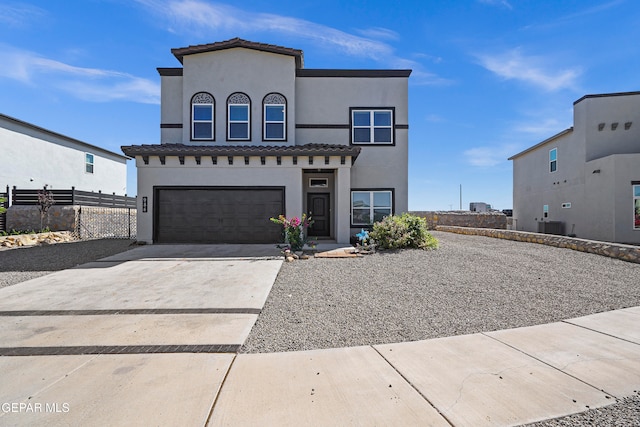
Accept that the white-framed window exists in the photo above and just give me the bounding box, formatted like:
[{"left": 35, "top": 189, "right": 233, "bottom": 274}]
[
  {"left": 191, "top": 92, "right": 214, "bottom": 140},
  {"left": 543, "top": 204, "right": 549, "bottom": 218},
  {"left": 351, "top": 108, "right": 393, "bottom": 144},
  {"left": 85, "top": 153, "right": 94, "bottom": 174},
  {"left": 549, "top": 148, "right": 557, "bottom": 173},
  {"left": 227, "top": 92, "right": 250, "bottom": 141},
  {"left": 309, "top": 178, "right": 328, "bottom": 188},
  {"left": 263, "top": 93, "right": 286, "bottom": 141},
  {"left": 633, "top": 184, "right": 640, "bottom": 230},
  {"left": 351, "top": 190, "right": 393, "bottom": 225}
]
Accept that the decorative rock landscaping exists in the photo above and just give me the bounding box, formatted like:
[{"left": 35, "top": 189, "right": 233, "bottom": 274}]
[
  {"left": 0, "top": 231, "right": 75, "bottom": 249},
  {"left": 436, "top": 225, "right": 640, "bottom": 264}
]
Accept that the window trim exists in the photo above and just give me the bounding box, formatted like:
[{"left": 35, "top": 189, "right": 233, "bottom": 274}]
[
  {"left": 227, "top": 92, "right": 251, "bottom": 141},
  {"left": 263, "top": 93, "right": 287, "bottom": 142},
  {"left": 633, "top": 183, "right": 640, "bottom": 230},
  {"left": 190, "top": 92, "right": 215, "bottom": 141},
  {"left": 549, "top": 147, "right": 557, "bottom": 173},
  {"left": 350, "top": 188, "right": 395, "bottom": 227},
  {"left": 85, "top": 153, "right": 94, "bottom": 174},
  {"left": 350, "top": 107, "right": 395, "bottom": 146}
]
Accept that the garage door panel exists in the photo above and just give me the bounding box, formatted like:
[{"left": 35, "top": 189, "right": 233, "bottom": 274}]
[{"left": 155, "top": 188, "right": 284, "bottom": 244}]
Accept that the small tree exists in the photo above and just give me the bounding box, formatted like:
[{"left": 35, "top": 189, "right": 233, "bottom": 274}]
[
  {"left": 0, "top": 197, "right": 6, "bottom": 214},
  {"left": 37, "top": 190, "right": 55, "bottom": 231}
]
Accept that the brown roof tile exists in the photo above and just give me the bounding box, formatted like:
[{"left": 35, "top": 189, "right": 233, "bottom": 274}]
[
  {"left": 121, "top": 143, "right": 360, "bottom": 159},
  {"left": 171, "top": 38, "right": 304, "bottom": 68}
]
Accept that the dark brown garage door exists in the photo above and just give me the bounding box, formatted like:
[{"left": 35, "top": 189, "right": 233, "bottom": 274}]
[{"left": 155, "top": 187, "right": 284, "bottom": 243}]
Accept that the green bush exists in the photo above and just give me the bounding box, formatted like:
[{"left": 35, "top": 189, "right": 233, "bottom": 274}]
[{"left": 370, "top": 213, "right": 438, "bottom": 250}]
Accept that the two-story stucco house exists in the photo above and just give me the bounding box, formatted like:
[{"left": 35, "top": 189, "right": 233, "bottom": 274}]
[
  {"left": 509, "top": 91, "right": 640, "bottom": 245},
  {"left": 122, "top": 38, "right": 410, "bottom": 244},
  {"left": 0, "top": 113, "right": 128, "bottom": 194}
]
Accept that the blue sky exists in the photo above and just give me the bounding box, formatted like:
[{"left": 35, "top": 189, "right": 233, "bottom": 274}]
[{"left": 1, "top": 0, "right": 639, "bottom": 210}]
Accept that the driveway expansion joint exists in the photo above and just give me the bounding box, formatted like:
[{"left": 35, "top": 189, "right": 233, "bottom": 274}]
[{"left": 0, "top": 344, "right": 242, "bottom": 356}]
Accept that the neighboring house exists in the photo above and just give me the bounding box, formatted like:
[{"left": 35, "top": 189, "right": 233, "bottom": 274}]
[
  {"left": 509, "top": 91, "right": 640, "bottom": 244},
  {"left": 122, "top": 38, "right": 410, "bottom": 244},
  {"left": 0, "top": 113, "right": 129, "bottom": 195}
]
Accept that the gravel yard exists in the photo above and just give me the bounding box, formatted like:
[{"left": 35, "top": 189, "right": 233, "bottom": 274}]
[{"left": 0, "top": 239, "right": 135, "bottom": 289}]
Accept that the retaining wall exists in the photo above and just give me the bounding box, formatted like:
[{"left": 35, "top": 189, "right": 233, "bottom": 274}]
[
  {"left": 437, "top": 225, "right": 640, "bottom": 264},
  {"left": 411, "top": 211, "right": 507, "bottom": 230}
]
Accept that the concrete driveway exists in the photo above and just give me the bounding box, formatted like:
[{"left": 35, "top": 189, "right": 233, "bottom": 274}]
[{"left": 0, "top": 244, "right": 283, "bottom": 426}]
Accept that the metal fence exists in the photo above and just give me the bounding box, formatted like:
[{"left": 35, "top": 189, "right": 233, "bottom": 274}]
[
  {"left": 75, "top": 206, "right": 137, "bottom": 240},
  {"left": 0, "top": 186, "right": 8, "bottom": 232},
  {"left": 11, "top": 186, "right": 136, "bottom": 208}
]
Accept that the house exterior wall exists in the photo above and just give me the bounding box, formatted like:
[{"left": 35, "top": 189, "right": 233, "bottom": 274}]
[
  {"left": 511, "top": 92, "right": 640, "bottom": 244},
  {"left": 0, "top": 115, "right": 128, "bottom": 194},
  {"left": 181, "top": 49, "right": 296, "bottom": 145},
  {"left": 134, "top": 40, "right": 410, "bottom": 244}
]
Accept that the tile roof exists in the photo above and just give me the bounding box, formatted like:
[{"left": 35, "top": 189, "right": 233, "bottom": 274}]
[
  {"left": 171, "top": 38, "right": 304, "bottom": 68},
  {"left": 121, "top": 143, "right": 361, "bottom": 159}
]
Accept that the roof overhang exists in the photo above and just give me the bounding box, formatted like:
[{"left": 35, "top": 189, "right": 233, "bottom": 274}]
[
  {"left": 121, "top": 143, "right": 361, "bottom": 161},
  {"left": 508, "top": 127, "right": 573, "bottom": 161}
]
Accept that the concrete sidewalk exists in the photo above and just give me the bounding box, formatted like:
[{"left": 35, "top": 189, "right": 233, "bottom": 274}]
[{"left": 0, "top": 243, "right": 638, "bottom": 426}]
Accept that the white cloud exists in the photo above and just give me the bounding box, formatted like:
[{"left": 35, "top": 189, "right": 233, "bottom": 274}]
[
  {"left": 0, "top": 3, "right": 45, "bottom": 27},
  {"left": 135, "top": 0, "right": 450, "bottom": 85},
  {"left": 0, "top": 45, "right": 160, "bottom": 104},
  {"left": 475, "top": 48, "right": 581, "bottom": 91},
  {"left": 464, "top": 143, "right": 519, "bottom": 167},
  {"left": 477, "top": 0, "right": 513, "bottom": 10}
]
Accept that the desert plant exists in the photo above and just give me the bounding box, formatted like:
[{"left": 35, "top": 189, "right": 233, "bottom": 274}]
[
  {"left": 270, "top": 214, "right": 315, "bottom": 252},
  {"left": 0, "top": 197, "right": 6, "bottom": 214},
  {"left": 369, "top": 213, "right": 438, "bottom": 250},
  {"left": 37, "top": 190, "right": 55, "bottom": 231}
]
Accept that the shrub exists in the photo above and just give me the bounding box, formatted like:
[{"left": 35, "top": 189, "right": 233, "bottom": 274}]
[{"left": 369, "top": 213, "right": 438, "bottom": 250}]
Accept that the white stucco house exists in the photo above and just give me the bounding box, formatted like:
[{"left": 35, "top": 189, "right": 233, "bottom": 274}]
[
  {"left": 0, "top": 113, "right": 129, "bottom": 195},
  {"left": 122, "top": 38, "right": 411, "bottom": 244},
  {"left": 509, "top": 91, "right": 640, "bottom": 244}
]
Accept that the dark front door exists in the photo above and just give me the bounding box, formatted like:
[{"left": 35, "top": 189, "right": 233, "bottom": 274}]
[{"left": 307, "top": 193, "right": 330, "bottom": 237}]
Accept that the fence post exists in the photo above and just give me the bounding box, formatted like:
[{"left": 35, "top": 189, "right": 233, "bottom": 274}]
[
  {"left": 12, "top": 186, "right": 16, "bottom": 206},
  {"left": 71, "top": 186, "right": 76, "bottom": 205},
  {"left": 5, "top": 185, "right": 9, "bottom": 207},
  {"left": 98, "top": 190, "right": 102, "bottom": 206},
  {"left": 128, "top": 208, "right": 132, "bottom": 239}
]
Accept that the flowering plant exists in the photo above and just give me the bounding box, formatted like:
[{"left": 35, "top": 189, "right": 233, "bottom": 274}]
[{"left": 270, "top": 213, "right": 315, "bottom": 251}]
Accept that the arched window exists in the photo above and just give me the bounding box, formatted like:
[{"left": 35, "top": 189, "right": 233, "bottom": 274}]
[
  {"left": 191, "top": 92, "right": 214, "bottom": 140},
  {"left": 227, "top": 92, "right": 251, "bottom": 141},
  {"left": 263, "top": 93, "right": 286, "bottom": 141}
]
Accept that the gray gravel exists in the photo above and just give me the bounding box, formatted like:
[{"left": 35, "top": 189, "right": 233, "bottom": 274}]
[
  {"left": 0, "top": 239, "right": 135, "bottom": 288},
  {"left": 243, "top": 231, "right": 640, "bottom": 353}
]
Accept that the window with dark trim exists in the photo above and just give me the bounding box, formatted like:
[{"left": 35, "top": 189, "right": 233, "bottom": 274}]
[
  {"left": 191, "top": 92, "right": 215, "bottom": 140},
  {"left": 549, "top": 148, "right": 557, "bottom": 173},
  {"left": 227, "top": 92, "right": 251, "bottom": 141},
  {"left": 263, "top": 93, "right": 286, "bottom": 141},
  {"left": 85, "top": 153, "right": 94, "bottom": 174},
  {"left": 351, "top": 190, "right": 393, "bottom": 225},
  {"left": 351, "top": 108, "right": 394, "bottom": 145}
]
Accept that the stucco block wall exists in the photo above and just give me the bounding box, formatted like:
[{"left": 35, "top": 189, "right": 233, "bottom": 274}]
[
  {"left": 0, "top": 117, "right": 127, "bottom": 194},
  {"left": 180, "top": 49, "right": 296, "bottom": 145}
]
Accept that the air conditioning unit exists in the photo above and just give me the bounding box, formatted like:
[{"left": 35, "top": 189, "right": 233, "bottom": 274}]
[{"left": 537, "top": 221, "right": 564, "bottom": 235}]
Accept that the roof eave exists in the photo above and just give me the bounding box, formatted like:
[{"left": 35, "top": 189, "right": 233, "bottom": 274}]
[{"left": 508, "top": 127, "right": 574, "bottom": 160}]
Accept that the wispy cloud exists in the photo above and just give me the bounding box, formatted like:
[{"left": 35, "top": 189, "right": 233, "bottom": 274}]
[
  {"left": 0, "top": 45, "right": 159, "bottom": 104},
  {"left": 477, "top": 0, "right": 513, "bottom": 10},
  {"left": 463, "top": 143, "right": 519, "bottom": 167},
  {"left": 0, "top": 3, "right": 45, "bottom": 27},
  {"left": 135, "top": 0, "right": 451, "bottom": 85},
  {"left": 475, "top": 48, "right": 581, "bottom": 91}
]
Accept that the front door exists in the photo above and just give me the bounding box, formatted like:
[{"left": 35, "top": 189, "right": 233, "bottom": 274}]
[{"left": 307, "top": 193, "right": 330, "bottom": 237}]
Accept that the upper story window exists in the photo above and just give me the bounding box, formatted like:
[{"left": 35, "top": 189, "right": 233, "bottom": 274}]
[
  {"left": 351, "top": 190, "right": 393, "bottom": 226},
  {"left": 263, "top": 93, "right": 286, "bottom": 141},
  {"left": 549, "top": 148, "right": 557, "bottom": 173},
  {"left": 633, "top": 184, "right": 640, "bottom": 230},
  {"left": 85, "top": 153, "right": 94, "bottom": 174},
  {"left": 227, "top": 92, "right": 251, "bottom": 141},
  {"left": 351, "top": 108, "right": 394, "bottom": 145},
  {"left": 191, "top": 92, "right": 215, "bottom": 140}
]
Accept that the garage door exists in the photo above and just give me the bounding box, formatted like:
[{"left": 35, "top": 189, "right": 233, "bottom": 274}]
[{"left": 155, "top": 187, "right": 284, "bottom": 243}]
